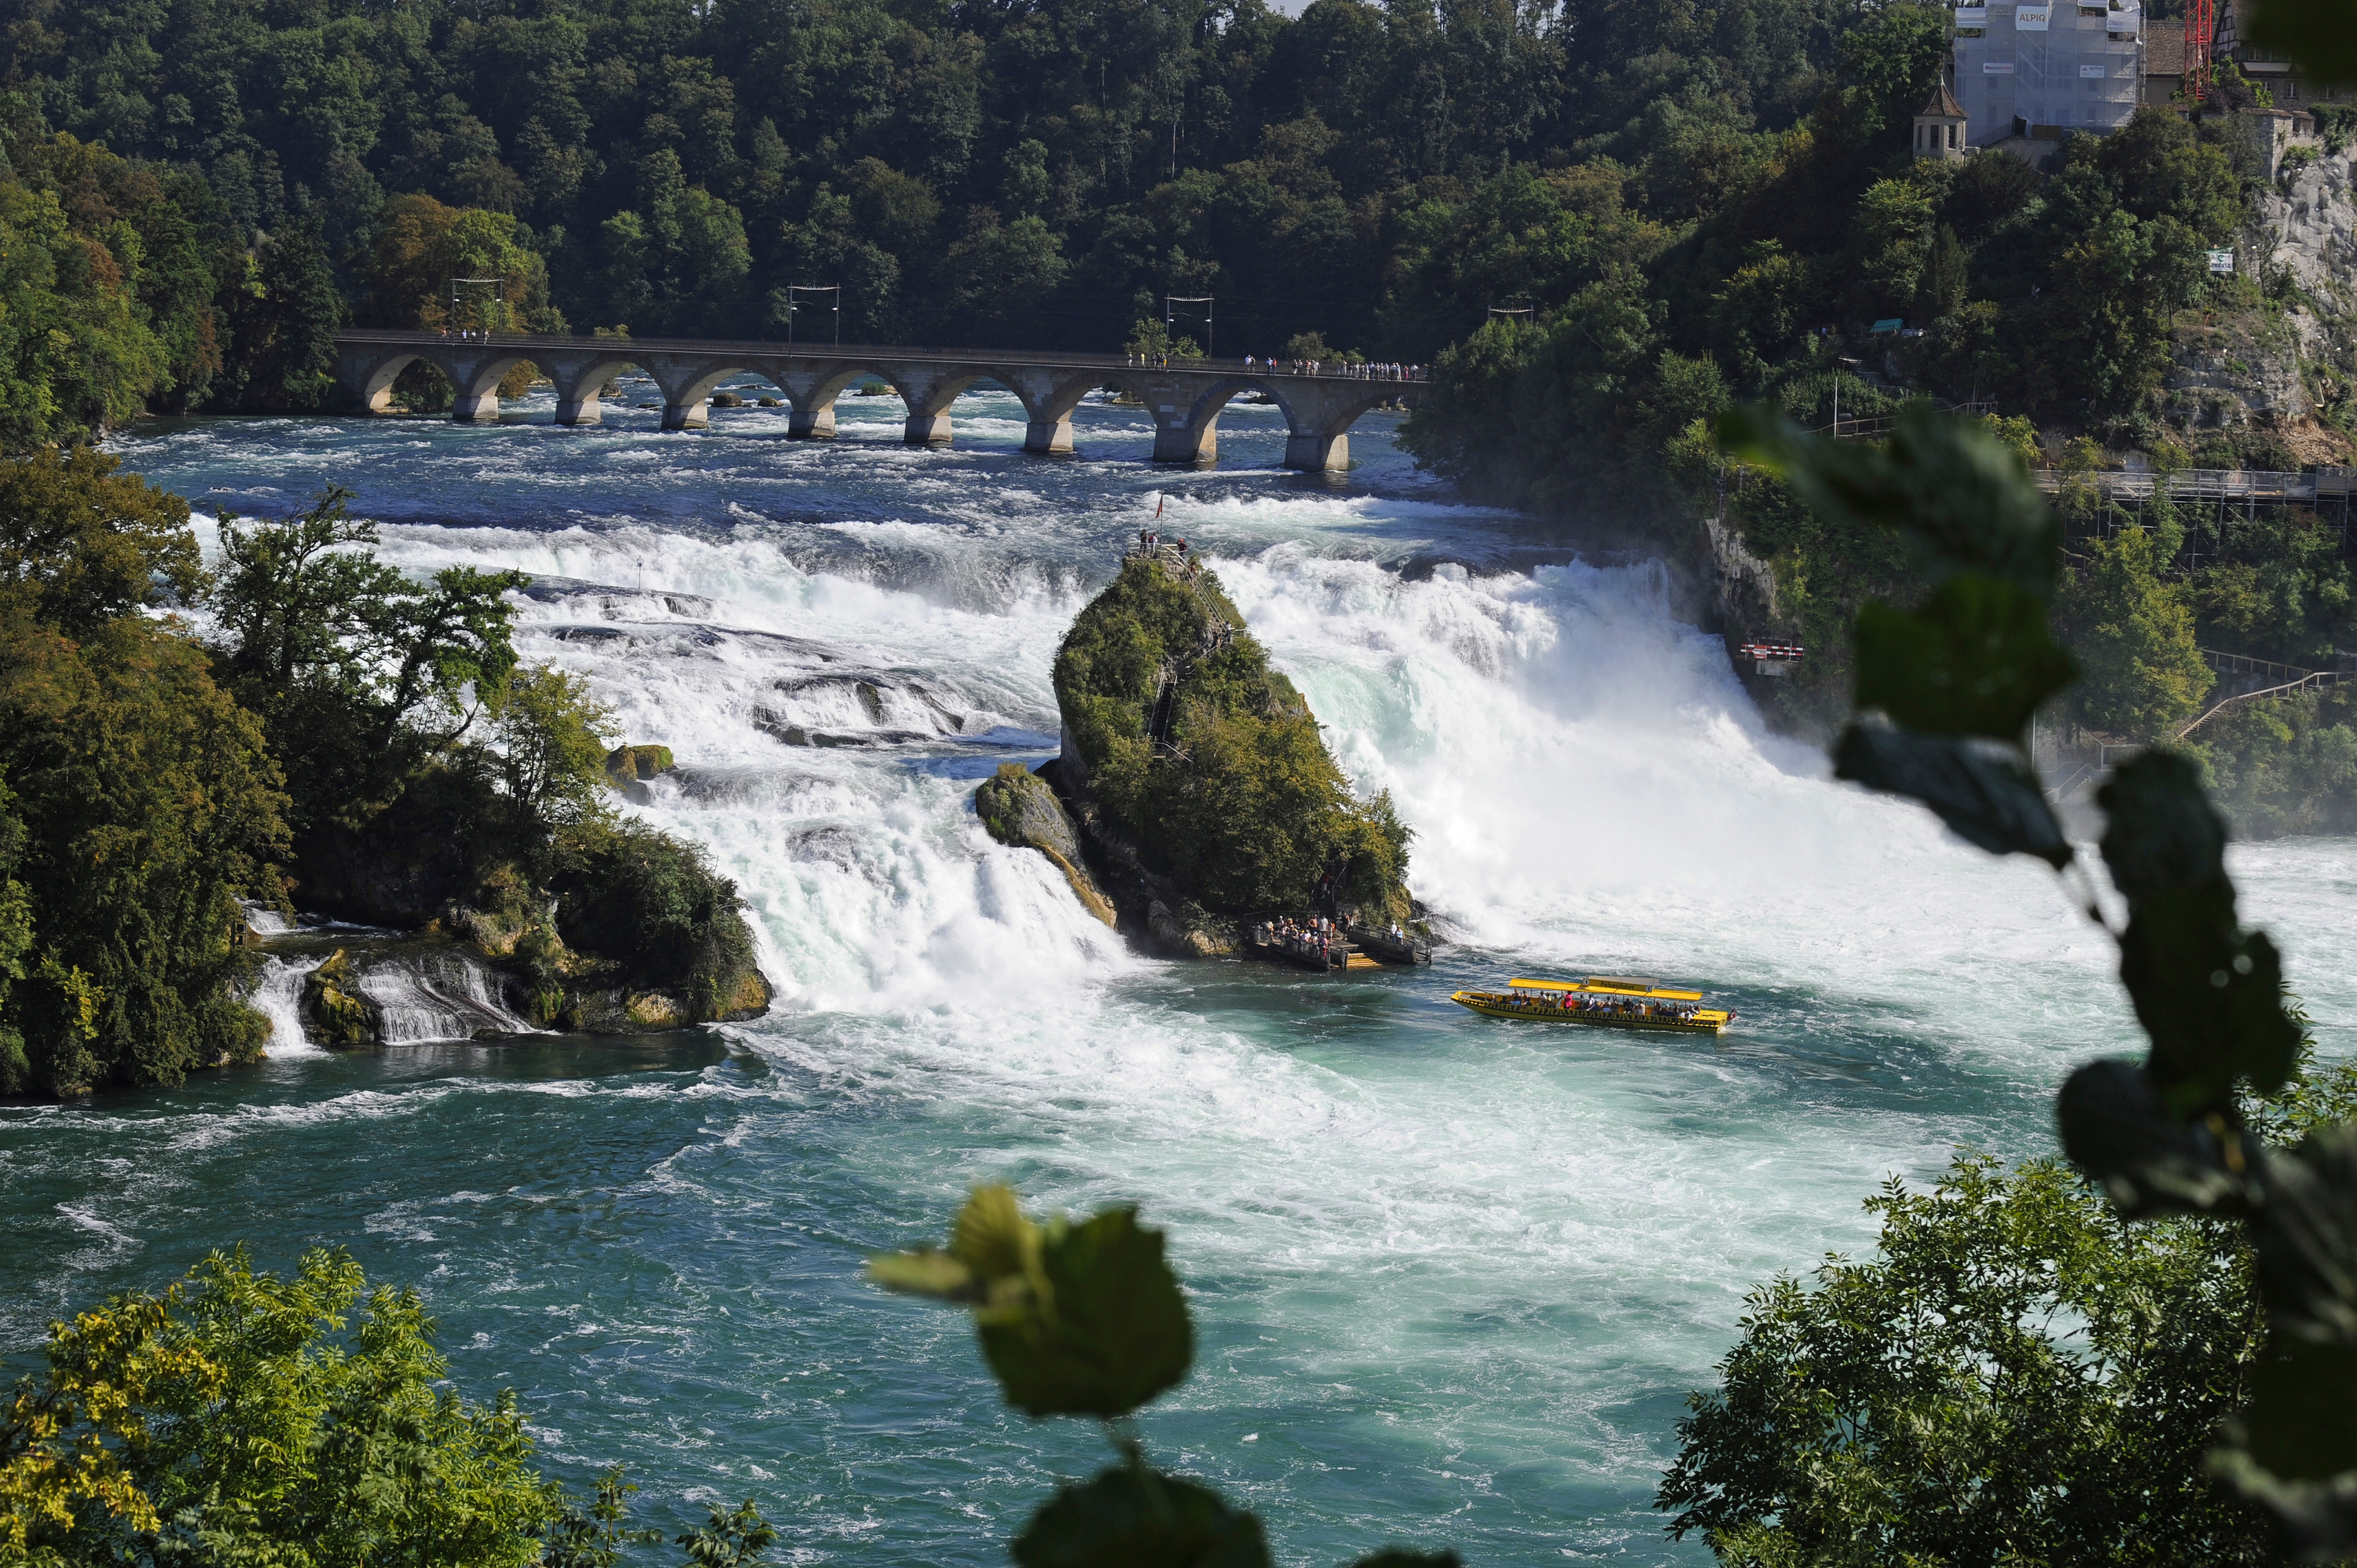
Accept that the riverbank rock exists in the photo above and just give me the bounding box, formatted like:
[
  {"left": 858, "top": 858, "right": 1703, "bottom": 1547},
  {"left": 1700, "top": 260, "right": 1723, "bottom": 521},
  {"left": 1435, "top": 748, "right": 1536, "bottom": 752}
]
[
  {"left": 975, "top": 762, "right": 1116, "bottom": 926},
  {"left": 1035, "top": 552, "right": 1414, "bottom": 956},
  {"left": 301, "top": 950, "right": 379, "bottom": 1047}
]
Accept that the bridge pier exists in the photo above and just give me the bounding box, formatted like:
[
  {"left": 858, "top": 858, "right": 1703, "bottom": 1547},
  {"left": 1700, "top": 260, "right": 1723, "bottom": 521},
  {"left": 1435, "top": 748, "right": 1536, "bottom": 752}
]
[
  {"left": 789, "top": 405, "right": 835, "bottom": 439},
  {"left": 1152, "top": 416, "right": 1216, "bottom": 465},
  {"left": 1285, "top": 431, "right": 1349, "bottom": 472},
  {"left": 554, "top": 396, "right": 601, "bottom": 426},
  {"left": 1025, "top": 417, "right": 1075, "bottom": 455},
  {"left": 904, "top": 411, "right": 951, "bottom": 445},
  {"left": 452, "top": 385, "right": 503, "bottom": 423},
  {"left": 662, "top": 400, "right": 709, "bottom": 431}
]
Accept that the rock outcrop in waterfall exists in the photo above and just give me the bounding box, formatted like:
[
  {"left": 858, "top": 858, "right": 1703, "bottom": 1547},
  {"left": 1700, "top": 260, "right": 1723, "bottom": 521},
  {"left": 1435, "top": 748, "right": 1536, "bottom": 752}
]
[{"left": 981, "top": 550, "right": 1414, "bottom": 956}]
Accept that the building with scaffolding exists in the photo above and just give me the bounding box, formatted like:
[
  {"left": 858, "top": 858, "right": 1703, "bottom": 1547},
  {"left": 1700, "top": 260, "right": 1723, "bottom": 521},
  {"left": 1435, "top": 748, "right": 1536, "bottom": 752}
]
[{"left": 1952, "top": 3, "right": 2144, "bottom": 145}]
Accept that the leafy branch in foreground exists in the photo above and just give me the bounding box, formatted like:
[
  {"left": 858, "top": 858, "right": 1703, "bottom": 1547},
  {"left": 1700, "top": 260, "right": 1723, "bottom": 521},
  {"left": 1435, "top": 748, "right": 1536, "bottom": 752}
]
[
  {"left": 1712, "top": 400, "right": 2355, "bottom": 1559},
  {"left": 0, "top": 1248, "right": 773, "bottom": 1568},
  {"left": 869, "top": 1185, "right": 1461, "bottom": 1568}
]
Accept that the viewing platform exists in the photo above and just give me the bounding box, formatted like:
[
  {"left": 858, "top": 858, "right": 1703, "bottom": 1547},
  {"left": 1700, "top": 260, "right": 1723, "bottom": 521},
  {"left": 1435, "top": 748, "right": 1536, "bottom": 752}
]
[{"left": 331, "top": 328, "right": 1425, "bottom": 472}]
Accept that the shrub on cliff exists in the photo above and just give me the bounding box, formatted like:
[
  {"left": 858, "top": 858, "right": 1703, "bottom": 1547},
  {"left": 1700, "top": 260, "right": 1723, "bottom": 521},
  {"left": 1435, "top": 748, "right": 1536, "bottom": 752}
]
[{"left": 1053, "top": 556, "right": 1410, "bottom": 917}]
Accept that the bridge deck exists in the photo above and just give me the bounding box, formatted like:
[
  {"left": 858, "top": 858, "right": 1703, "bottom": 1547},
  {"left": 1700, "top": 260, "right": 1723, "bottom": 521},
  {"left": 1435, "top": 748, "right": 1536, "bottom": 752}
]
[
  {"left": 331, "top": 328, "right": 1425, "bottom": 388},
  {"left": 330, "top": 328, "right": 1421, "bottom": 469}
]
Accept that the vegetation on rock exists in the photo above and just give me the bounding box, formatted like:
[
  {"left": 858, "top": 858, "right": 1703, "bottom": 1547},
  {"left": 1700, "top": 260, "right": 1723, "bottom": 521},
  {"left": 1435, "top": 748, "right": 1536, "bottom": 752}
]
[
  {"left": 0, "top": 456, "right": 767, "bottom": 1098},
  {"left": 203, "top": 485, "right": 769, "bottom": 1035},
  {"left": 1052, "top": 555, "right": 1409, "bottom": 920},
  {"left": 300, "top": 950, "right": 378, "bottom": 1048}
]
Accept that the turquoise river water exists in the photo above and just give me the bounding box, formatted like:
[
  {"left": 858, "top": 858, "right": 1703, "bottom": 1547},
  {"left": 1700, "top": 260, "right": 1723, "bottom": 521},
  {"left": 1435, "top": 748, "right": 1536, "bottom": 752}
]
[{"left": 3, "top": 378, "right": 2352, "bottom": 1564}]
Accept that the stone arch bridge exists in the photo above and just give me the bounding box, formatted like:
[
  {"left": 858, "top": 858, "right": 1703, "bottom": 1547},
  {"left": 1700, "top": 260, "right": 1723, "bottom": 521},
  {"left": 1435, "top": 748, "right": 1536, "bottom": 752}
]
[{"left": 331, "top": 329, "right": 1422, "bottom": 471}]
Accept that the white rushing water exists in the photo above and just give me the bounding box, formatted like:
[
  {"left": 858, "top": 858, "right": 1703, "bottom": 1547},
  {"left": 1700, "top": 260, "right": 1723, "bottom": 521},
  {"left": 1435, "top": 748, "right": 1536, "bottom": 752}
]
[
  {"left": 28, "top": 387, "right": 2346, "bottom": 1563},
  {"left": 353, "top": 949, "right": 541, "bottom": 1045},
  {"left": 247, "top": 954, "right": 325, "bottom": 1057}
]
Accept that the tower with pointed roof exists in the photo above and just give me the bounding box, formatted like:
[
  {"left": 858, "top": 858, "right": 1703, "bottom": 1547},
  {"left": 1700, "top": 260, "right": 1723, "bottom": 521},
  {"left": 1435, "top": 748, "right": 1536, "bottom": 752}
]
[{"left": 1914, "top": 80, "right": 1969, "bottom": 162}]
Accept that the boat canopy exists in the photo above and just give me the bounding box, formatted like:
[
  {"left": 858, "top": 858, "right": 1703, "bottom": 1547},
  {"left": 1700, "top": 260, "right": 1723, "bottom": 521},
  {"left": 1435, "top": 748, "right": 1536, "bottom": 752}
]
[{"left": 1508, "top": 976, "right": 1705, "bottom": 1002}]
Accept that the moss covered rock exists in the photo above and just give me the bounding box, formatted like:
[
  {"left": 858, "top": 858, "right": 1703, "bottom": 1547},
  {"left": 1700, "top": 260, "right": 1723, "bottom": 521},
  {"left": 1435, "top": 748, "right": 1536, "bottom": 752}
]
[
  {"left": 1051, "top": 555, "right": 1412, "bottom": 922},
  {"left": 604, "top": 744, "right": 676, "bottom": 784},
  {"left": 975, "top": 762, "right": 1116, "bottom": 926},
  {"left": 301, "top": 949, "right": 379, "bottom": 1047}
]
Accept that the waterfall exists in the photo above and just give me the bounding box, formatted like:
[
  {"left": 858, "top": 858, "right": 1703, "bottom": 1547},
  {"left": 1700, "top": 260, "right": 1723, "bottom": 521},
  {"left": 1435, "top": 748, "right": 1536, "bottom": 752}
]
[
  {"left": 352, "top": 948, "right": 537, "bottom": 1044},
  {"left": 249, "top": 955, "right": 326, "bottom": 1057}
]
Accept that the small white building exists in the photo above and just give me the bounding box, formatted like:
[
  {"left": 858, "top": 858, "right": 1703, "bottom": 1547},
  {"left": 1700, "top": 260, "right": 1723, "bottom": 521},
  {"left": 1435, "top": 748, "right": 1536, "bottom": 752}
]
[{"left": 1952, "top": 2, "right": 2144, "bottom": 146}]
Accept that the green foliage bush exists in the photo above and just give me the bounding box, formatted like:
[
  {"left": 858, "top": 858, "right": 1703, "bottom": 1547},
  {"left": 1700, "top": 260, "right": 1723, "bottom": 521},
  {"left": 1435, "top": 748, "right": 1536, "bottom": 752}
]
[
  {"left": 0, "top": 452, "right": 288, "bottom": 1097},
  {"left": 548, "top": 820, "right": 761, "bottom": 1019},
  {"left": 1, "top": 1248, "right": 776, "bottom": 1568},
  {"left": 1054, "top": 556, "right": 1411, "bottom": 918},
  {"left": 1662, "top": 1155, "right": 2275, "bottom": 1566},
  {"left": 0, "top": 1247, "right": 558, "bottom": 1565}
]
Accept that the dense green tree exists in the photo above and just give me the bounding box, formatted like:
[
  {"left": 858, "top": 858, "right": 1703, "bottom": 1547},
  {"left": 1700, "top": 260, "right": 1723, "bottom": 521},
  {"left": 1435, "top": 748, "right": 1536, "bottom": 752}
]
[
  {"left": 2057, "top": 515, "right": 2214, "bottom": 742},
  {"left": 360, "top": 192, "right": 563, "bottom": 334},
  {"left": 0, "top": 1247, "right": 560, "bottom": 1564},
  {"left": 0, "top": 452, "right": 287, "bottom": 1097},
  {"left": 1659, "top": 1154, "right": 2276, "bottom": 1567},
  {"left": 209, "top": 487, "right": 524, "bottom": 840},
  {"left": 218, "top": 220, "right": 345, "bottom": 412},
  {"left": 0, "top": 448, "right": 202, "bottom": 635}
]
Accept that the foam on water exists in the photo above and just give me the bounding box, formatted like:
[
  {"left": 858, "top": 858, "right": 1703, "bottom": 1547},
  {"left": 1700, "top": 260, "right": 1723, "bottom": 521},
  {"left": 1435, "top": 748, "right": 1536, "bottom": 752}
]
[{"left": 8, "top": 397, "right": 2348, "bottom": 1563}]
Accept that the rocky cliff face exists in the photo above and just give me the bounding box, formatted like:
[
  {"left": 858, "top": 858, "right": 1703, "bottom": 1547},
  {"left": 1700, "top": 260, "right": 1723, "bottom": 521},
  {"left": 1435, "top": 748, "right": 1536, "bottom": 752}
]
[
  {"left": 974, "top": 763, "right": 1117, "bottom": 928},
  {"left": 2175, "top": 134, "right": 2357, "bottom": 464}
]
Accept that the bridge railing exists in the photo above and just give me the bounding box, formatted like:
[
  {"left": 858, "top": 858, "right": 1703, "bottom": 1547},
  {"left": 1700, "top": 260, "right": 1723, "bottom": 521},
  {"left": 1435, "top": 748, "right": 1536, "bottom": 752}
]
[
  {"left": 332, "top": 327, "right": 1429, "bottom": 387},
  {"left": 2033, "top": 467, "right": 2357, "bottom": 504}
]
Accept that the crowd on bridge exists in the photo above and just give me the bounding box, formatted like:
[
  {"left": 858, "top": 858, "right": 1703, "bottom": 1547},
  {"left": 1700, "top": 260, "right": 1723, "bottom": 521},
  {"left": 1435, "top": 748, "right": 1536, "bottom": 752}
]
[
  {"left": 1119, "top": 353, "right": 1424, "bottom": 381},
  {"left": 1248, "top": 357, "right": 1424, "bottom": 381}
]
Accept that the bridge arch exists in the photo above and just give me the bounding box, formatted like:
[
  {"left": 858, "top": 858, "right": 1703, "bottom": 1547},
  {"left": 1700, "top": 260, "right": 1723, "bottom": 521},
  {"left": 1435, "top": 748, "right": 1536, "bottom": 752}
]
[
  {"left": 1160, "top": 375, "right": 1395, "bottom": 471},
  {"left": 1138, "top": 375, "right": 1318, "bottom": 467},
  {"left": 548, "top": 356, "right": 656, "bottom": 426},
  {"left": 341, "top": 344, "right": 538, "bottom": 422},
  {"left": 999, "top": 368, "right": 1131, "bottom": 456}
]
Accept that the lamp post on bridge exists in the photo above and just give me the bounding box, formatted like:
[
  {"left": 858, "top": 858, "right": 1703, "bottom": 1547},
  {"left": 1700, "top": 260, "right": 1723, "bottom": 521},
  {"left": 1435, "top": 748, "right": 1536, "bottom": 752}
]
[
  {"left": 1165, "top": 294, "right": 1211, "bottom": 361},
  {"left": 786, "top": 284, "right": 841, "bottom": 348},
  {"left": 449, "top": 277, "right": 504, "bottom": 342}
]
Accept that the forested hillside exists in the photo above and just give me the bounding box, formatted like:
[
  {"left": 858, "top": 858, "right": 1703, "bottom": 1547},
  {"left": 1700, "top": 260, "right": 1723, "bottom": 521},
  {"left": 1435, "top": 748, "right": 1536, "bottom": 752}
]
[{"left": 0, "top": 0, "right": 1897, "bottom": 407}]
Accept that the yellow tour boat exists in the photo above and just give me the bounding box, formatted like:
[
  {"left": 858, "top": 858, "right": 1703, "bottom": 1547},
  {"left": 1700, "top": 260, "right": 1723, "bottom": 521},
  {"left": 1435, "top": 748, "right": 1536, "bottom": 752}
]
[{"left": 1450, "top": 975, "right": 1733, "bottom": 1035}]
